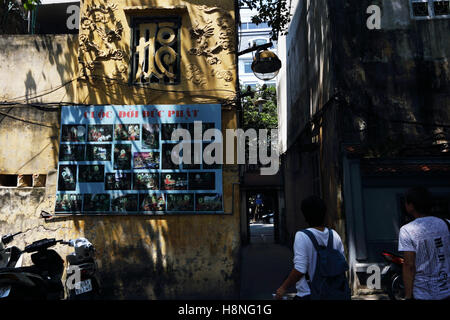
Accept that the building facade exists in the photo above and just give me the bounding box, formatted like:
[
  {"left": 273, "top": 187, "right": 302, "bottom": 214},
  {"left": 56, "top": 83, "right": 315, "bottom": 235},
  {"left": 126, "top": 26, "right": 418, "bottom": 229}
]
[
  {"left": 238, "top": 6, "right": 277, "bottom": 89},
  {"left": 277, "top": 0, "right": 450, "bottom": 293},
  {"left": 0, "top": 0, "right": 241, "bottom": 299}
]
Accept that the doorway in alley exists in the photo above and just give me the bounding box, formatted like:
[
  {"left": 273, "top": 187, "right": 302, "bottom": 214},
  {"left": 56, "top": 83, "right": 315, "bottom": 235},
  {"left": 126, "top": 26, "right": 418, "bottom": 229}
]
[{"left": 246, "top": 191, "right": 278, "bottom": 244}]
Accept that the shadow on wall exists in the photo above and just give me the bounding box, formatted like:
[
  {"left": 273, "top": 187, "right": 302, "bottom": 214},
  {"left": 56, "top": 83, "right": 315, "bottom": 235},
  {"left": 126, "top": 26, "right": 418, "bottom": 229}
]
[
  {"left": 42, "top": 212, "right": 241, "bottom": 300},
  {"left": 2, "top": 4, "right": 241, "bottom": 299}
]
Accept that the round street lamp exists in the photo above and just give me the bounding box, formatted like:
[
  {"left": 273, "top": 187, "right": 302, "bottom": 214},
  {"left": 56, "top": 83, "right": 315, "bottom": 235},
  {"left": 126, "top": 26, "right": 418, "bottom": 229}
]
[
  {"left": 238, "top": 42, "right": 282, "bottom": 81},
  {"left": 251, "top": 49, "right": 282, "bottom": 81}
]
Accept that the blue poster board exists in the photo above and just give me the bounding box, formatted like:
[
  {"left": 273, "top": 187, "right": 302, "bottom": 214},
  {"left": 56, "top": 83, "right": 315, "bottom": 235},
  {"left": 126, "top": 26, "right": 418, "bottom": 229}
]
[{"left": 55, "top": 104, "right": 224, "bottom": 215}]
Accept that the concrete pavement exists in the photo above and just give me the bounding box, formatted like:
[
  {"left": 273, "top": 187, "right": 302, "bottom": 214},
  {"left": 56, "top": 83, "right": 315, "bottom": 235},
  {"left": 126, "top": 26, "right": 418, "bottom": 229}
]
[{"left": 240, "top": 223, "right": 295, "bottom": 300}]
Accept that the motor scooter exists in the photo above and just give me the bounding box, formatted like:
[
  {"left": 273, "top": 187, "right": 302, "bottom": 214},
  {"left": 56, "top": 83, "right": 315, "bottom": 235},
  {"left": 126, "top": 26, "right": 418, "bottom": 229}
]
[
  {"left": 0, "top": 236, "right": 100, "bottom": 300},
  {"left": 65, "top": 237, "right": 101, "bottom": 299},
  {"left": 380, "top": 251, "right": 405, "bottom": 300},
  {"left": 0, "top": 232, "right": 23, "bottom": 268},
  {"left": 0, "top": 232, "right": 24, "bottom": 298}
]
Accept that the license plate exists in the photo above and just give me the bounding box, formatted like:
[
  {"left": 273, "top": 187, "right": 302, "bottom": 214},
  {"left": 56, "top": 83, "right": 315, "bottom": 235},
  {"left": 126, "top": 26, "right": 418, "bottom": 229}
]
[
  {"left": 0, "top": 286, "right": 11, "bottom": 298},
  {"left": 75, "top": 279, "right": 92, "bottom": 295}
]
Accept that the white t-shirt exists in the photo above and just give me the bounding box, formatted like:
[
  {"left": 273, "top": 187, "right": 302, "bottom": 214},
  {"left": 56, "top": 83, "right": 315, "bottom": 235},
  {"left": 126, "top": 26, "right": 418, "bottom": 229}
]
[
  {"left": 398, "top": 216, "right": 450, "bottom": 300},
  {"left": 293, "top": 228, "right": 345, "bottom": 297}
]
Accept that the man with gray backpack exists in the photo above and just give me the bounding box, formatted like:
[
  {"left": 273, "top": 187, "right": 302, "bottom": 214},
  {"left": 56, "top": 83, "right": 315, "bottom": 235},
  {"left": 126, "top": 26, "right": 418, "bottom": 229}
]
[{"left": 275, "top": 196, "right": 351, "bottom": 300}]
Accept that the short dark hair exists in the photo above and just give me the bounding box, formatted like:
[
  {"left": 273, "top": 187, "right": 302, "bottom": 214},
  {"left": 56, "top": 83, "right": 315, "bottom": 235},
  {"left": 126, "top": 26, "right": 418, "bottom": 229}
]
[
  {"left": 405, "top": 186, "right": 432, "bottom": 215},
  {"left": 301, "top": 195, "right": 327, "bottom": 227}
]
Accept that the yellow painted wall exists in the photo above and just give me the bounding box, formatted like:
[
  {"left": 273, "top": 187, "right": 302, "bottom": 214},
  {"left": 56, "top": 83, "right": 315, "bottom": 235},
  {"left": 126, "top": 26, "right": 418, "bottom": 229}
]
[
  {"left": 0, "top": 0, "right": 241, "bottom": 299},
  {"left": 76, "top": 0, "right": 237, "bottom": 106}
]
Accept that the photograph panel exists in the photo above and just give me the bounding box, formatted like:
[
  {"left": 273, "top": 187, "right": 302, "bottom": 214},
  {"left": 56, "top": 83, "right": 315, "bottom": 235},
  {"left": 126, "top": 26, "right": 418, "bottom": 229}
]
[
  {"left": 105, "top": 172, "right": 132, "bottom": 190},
  {"left": 59, "top": 144, "right": 85, "bottom": 161},
  {"left": 162, "top": 123, "right": 188, "bottom": 141},
  {"left": 181, "top": 143, "right": 201, "bottom": 170},
  {"left": 86, "top": 144, "right": 112, "bottom": 161},
  {"left": 88, "top": 125, "right": 113, "bottom": 142},
  {"left": 133, "top": 152, "right": 160, "bottom": 169},
  {"left": 167, "top": 193, "right": 194, "bottom": 211},
  {"left": 162, "top": 143, "right": 180, "bottom": 169},
  {"left": 58, "top": 165, "right": 77, "bottom": 191},
  {"left": 133, "top": 173, "right": 159, "bottom": 190},
  {"left": 114, "top": 144, "right": 132, "bottom": 170},
  {"left": 196, "top": 193, "right": 223, "bottom": 211},
  {"left": 83, "top": 194, "right": 110, "bottom": 212},
  {"left": 61, "top": 125, "right": 86, "bottom": 142},
  {"left": 55, "top": 194, "right": 83, "bottom": 212},
  {"left": 140, "top": 193, "right": 166, "bottom": 212},
  {"left": 188, "top": 172, "right": 215, "bottom": 190},
  {"left": 162, "top": 173, "right": 188, "bottom": 190},
  {"left": 142, "top": 124, "right": 160, "bottom": 149},
  {"left": 114, "top": 124, "right": 140, "bottom": 141},
  {"left": 111, "top": 194, "right": 138, "bottom": 212},
  {"left": 79, "top": 165, "right": 105, "bottom": 183},
  {"left": 203, "top": 142, "right": 222, "bottom": 169}
]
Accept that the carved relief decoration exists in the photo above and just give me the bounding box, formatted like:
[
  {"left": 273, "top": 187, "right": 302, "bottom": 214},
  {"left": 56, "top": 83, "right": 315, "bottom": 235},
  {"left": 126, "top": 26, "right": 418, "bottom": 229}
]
[
  {"left": 78, "top": 1, "right": 127, "bottom": 79},
  {"left": 134, "top": 20, "right": 180, "bottom": 85},
  {"left": 212, "top": 70, "right": 233, "bottom": 83},
  {"left": 188, "top": 6, "right": 235, "bottom": 66},
  {"left": 186, "top": 64, "right": 207, "bottom": 87}
]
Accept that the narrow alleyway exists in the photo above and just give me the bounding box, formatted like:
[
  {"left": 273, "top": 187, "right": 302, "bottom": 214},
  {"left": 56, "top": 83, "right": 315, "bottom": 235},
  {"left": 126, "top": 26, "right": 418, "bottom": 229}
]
[
  {"left": 239, "top": 223, "right": 390, "bottom": 300},
  {"left": 239, "top": 223, "right": 295, "bottom": 300}
]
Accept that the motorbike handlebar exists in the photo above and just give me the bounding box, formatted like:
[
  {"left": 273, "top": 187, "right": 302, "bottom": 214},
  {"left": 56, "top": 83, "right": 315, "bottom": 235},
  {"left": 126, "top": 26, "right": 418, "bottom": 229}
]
[
  {"left": 23, "top": 238, "right": 64, "bottom": 253},
  {"left": 1, "top": 231, "right": 22, "bottom": 245},
  {"left": 17, "top": 237, "right": 91, "bottom": 253}
]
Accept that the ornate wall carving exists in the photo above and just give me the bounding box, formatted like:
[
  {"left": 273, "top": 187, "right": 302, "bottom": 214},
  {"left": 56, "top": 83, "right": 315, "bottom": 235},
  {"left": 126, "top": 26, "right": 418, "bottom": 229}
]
[
  {"left": 188, "top": 5, "right": 235, "bottom": 66},
  {"left": 212, "top": 70, "right": 233, "bottom": 83},
  {"left": 186, "top": 64, "right": 207, "bottom": 87},
  {"left": 78, "top": 1, "right": 127, "bottom": 79},
  {"left": 77, "top": 1, "right": 236, "bottom": 92}
]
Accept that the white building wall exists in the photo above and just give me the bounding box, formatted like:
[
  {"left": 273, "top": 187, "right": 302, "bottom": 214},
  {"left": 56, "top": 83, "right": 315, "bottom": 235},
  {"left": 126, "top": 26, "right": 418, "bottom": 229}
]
[
  {"left": 275, "top": 0, "right": 302, "bottom": 154},
  {"left": 238, "top": 7, "right": 277, "bottom": 89}
]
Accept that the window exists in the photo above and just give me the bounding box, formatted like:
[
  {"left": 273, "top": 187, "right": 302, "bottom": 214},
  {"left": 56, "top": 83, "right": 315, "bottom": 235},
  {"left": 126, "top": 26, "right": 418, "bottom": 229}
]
[
  {"left": 0, "top": 175, "right": 18, "bottom": 187},
  {"left": 251, "top": 38, "right": 267, "bottom": 47},
  {"left": 240, "top": 22, "right": 270, "bottom": 30},
  {"left": 244, "top": 61, "right": 253, "bottom": 74},
  {"left": 248, "top": 38, "right": 274, "bottom": 50},
  {"left": 410, "top": 0, "right": 450, "bottom": 19},
  {"left": 0, "top": 174, "right": 46, "bottom": 187},
  {"left": 18, "top": 175, "right": 32, "bottom": 187},
  {"left": 130, "top": 17, "right": 181, "bottom": 85}
]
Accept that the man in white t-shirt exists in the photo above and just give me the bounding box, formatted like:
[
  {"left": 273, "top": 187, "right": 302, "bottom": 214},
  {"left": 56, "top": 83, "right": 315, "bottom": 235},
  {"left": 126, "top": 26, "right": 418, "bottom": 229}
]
[
  {"left": 275, "top": 196, "right": 346, "bottom": 300},
  {"left": 399, "top": 187, "right": 450, "bottom": 300}
]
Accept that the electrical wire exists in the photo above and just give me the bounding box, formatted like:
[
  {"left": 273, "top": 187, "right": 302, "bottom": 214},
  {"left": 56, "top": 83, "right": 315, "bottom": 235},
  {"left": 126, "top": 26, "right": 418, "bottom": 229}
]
[
  {"left": 0, "top": 74, "right": 238, "bottom": 107},
  {"left": 1, "top": 75, "right": 449, "bottom": 131},
  {"left": 3, "top": 78, "right": 79, "bottom": 104},
  {"left": 0, "top": 110, "right": 56, "bottom": 128}
]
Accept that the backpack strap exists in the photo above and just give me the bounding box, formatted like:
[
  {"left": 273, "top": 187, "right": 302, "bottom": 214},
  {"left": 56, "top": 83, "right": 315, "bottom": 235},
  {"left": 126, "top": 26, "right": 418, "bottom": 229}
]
[
  {"left": 441, "top": 217, "right": 450, "bottom": 233},
  {"left": 301, "top": 229, "right": 320, "bottom": 251},
  {"left": 327, "top": 228, "right": 334, "bottom": 249}
]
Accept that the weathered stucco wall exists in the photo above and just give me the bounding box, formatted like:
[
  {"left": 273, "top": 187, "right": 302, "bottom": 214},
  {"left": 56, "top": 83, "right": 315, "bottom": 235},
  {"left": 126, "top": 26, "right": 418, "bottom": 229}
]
[
  {"left": 0, "top": 0, "right": 241, "bottom": 299},
  {"left": 331, "top": 0, "right": 450, "bottom": 154},
  {"left": 281, "top": 0, "right": 338, "bottom": 244},
  {"left": 0, "top": 35, "right": 78, "bottom": 174},
  {"left": 279, "top": 0, "right": 450, "bottom": 250}
]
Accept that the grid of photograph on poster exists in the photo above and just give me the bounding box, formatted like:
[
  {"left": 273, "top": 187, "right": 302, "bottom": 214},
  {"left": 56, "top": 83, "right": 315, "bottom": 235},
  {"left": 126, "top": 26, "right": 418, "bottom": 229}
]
[{"left": 55, "top": 105, "right": 223, "bottom": 214}]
